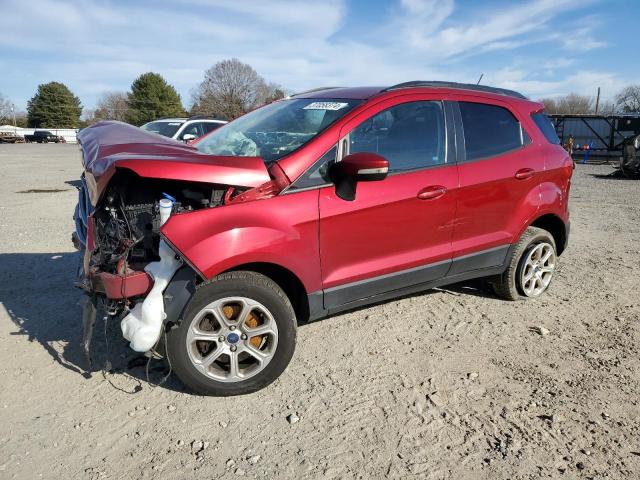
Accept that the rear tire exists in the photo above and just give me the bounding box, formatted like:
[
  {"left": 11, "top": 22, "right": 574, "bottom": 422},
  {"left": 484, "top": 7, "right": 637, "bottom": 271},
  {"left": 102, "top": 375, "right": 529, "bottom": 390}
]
[
  {"left": 492, "top": 227, "right": 557, "bottom": 301},
  {"left": 167, "top": 271, "right": 296, "bottom": 396}
]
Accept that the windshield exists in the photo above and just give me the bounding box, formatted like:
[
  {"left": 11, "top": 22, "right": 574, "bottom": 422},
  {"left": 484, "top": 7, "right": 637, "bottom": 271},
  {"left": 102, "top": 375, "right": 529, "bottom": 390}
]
[
  {"left": 195, "top": 98, "right": 362, "bottom": 163},
  {"left": 141, "top": 120, "right": 184, "bottom": 138}
]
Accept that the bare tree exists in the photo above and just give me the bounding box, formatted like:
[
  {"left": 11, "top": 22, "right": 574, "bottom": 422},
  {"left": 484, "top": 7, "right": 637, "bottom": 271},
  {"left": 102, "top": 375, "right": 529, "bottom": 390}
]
[
  {"left": 538, "top": 97, "right": 558, "bottom": 114},
  {"left": 596, "top": 100, "right": 617, "bottom": 115},
  {"left": 256, "top": 82, "right": 286, "bottom": 106},
  {"left": 537, "top": 93, "right": 594, "bottom": 114},
  {"left": 615, "top": 85, "right": 640, "bottom": 113},
  {"left": 0, "top": 93, "right": 14, "bottom": 124},
  {"left": 557, "top": 93, "right": 594, "bottom": 114},
  {"left": 191, "top": 58, "right": 284, "bottom": 120},
  {"left": 92, "top": 91, "right": 130, "bottom": 122}
]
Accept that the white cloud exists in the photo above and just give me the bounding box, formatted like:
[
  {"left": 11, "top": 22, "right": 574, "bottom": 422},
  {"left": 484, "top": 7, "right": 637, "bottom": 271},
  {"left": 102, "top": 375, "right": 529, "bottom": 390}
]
[
  {"left": 396, "top": 0, "right": 591, "bottom": 58},
  {"left": 0, "top": 0, "right": 624, "bottom": 109},
  {"left": 488, "top": 67, "right": 624, "bottom": 101},
  {"left": 558, "top": 21, "right": 608, "bottom": 52}
]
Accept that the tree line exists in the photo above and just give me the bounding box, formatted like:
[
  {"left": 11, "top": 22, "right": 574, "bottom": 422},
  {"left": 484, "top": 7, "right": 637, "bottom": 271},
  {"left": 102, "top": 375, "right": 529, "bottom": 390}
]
[
  {"left": 538, "top": 86, "right": 640, "bottom": 115},
  {"left": 3, "top": 67, "right": 640, "bottom": 129},
  {"left": 0, "top": 58, "right": 285, "bottom": 129}
]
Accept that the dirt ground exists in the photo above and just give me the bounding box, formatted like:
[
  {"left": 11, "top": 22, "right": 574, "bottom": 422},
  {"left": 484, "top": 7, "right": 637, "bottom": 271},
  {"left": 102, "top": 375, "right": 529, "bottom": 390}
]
[{"left": 1, "top": 144, "right": 639, "bottom": 479}]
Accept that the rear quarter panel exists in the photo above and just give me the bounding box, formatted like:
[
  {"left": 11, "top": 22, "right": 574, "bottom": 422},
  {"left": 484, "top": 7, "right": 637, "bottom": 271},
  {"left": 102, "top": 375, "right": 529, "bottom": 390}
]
[
  {"left": 515, "top": 112, "right": 573, "bottom": 238},
  {"left": 536, "top": 143, "right": 573, "bottom": 222},
  {"left": 500, "top": 102, "right": 572, "bottom": 243}
]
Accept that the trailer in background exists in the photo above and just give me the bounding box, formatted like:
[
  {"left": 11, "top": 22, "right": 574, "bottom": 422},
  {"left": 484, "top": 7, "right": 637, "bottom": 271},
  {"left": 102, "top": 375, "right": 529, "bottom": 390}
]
[{"left": 549, "top": 114, "right": 640, "bottom": 160}]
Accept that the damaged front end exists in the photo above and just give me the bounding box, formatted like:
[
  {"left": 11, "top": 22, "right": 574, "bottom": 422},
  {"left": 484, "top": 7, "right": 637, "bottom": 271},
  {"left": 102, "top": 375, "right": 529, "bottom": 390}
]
[{"left": 72, "top": 121, "right": 286, "bottom": 366}]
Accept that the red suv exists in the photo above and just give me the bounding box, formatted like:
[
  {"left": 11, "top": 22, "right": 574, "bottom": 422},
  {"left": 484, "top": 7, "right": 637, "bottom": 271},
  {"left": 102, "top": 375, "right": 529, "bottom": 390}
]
[{"left": 74, "top": 81, "right": 572, "bottom": 395}]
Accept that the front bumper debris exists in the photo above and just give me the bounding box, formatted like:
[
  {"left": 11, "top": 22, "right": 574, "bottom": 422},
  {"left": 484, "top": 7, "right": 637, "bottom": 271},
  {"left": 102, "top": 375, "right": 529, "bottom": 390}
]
[{"left": 90, "top": 270, "right": 153, "bottom": 299}]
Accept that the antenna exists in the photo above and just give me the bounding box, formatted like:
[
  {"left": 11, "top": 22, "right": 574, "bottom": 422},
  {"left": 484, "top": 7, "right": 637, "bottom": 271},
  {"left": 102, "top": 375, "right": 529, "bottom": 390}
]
[{"left": 476, "top": 73, "right": 484, "bottom": 85}]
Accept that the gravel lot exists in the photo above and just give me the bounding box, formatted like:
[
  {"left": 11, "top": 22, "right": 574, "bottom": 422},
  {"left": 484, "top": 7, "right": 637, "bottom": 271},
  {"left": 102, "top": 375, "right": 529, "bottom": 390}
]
[{"left": 1, "top": 144, "right": 639, "bottom": 479}]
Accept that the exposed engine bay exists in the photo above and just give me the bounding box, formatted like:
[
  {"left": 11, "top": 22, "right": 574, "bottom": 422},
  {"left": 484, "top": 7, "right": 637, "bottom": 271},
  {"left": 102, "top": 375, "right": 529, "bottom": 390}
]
[
  {"left": 75, "top": 167, "right": 284, "bottom": 361},
  {"left": 92, "top": 170, "right": 231, "bottom": 275},
  {"left": 76, "top": 170, "right": 244, "bottom": 358}
]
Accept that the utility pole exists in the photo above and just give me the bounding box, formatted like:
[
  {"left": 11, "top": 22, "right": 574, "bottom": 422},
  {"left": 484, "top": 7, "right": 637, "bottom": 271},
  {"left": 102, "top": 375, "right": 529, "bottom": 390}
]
[{"left": 595, "top": 87, "right": 601, "bottom": 114}]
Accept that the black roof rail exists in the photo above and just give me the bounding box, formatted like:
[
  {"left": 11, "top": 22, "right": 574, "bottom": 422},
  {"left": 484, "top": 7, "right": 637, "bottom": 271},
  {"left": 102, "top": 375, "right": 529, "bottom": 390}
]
[
  {"left": 383, "top": 81, "right": 527, "bottom": 99},
  {"left": 187, "top": 115, "right": 226, "bottom": 121},
  {"left": 290, "top": 86, "right": 342, "bottom": 97}
]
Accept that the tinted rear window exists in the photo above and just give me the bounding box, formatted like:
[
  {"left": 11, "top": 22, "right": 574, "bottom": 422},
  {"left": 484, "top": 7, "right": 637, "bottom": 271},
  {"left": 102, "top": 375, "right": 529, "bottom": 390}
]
[
  {"left": 459, "top": 102, "right": 525, "bottom": 160},
  {"left": 532, "top": 113, "right": 560, "bottom": 144}
]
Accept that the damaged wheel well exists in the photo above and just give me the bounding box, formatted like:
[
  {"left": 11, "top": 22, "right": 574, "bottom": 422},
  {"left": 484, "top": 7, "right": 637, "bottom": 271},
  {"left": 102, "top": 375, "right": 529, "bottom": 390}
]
[{"left": 225, "top": 262, "right": 310, "bottom": 323}]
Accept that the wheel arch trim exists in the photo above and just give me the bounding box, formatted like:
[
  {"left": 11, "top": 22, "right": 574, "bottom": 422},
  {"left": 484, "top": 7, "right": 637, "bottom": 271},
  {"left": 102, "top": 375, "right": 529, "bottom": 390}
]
[{"left": 517, "top": 211, "right": 569, "bottom": 255}]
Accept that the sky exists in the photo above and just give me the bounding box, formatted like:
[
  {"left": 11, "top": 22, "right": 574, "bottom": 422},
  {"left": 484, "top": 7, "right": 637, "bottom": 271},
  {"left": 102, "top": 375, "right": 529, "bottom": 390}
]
[{"left": 1, "top": 0, "right": 638, "bottom": 113}]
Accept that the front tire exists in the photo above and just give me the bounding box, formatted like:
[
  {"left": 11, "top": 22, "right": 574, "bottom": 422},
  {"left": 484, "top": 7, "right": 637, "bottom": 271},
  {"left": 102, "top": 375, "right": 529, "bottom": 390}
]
[
  {"left": 492, "top": 227, "right": 557, "bottom": 301},
  {"left": 167, "top": 271, "right": 296, "bottom": 396}
]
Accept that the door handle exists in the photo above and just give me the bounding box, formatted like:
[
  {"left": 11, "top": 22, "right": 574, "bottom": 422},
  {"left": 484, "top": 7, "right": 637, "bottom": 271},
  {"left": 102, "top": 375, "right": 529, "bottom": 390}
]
[
  {"left": 514, "top": 168, "right": 535, "bottom": 180},
  {"left": 417, "top": 185, "right": 447, "bottom": 200}
]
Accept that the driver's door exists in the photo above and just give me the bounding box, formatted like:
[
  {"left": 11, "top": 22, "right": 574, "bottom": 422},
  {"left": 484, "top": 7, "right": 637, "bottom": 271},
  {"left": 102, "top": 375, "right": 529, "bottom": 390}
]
[{"left": 319, "top": 96, "right": 458, "bottom": 309}]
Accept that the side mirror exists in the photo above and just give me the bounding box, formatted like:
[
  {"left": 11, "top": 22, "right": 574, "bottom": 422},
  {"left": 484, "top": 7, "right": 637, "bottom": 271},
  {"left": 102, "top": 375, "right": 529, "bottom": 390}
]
[
  {"left": 182, "top": 133, "right": 197, "bottom": 142},
  {"left": 331, "top": 152, "right": 389, "bottom": 201}
]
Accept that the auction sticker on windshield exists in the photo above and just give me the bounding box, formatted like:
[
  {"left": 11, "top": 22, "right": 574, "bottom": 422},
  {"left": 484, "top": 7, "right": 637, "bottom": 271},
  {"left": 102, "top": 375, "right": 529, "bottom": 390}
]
[{"left": 303, "top": 102, "right": 349, "bottom": 111}]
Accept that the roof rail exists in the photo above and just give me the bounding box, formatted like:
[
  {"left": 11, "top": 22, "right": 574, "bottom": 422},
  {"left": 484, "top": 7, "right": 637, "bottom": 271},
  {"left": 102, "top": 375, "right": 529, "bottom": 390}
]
[
  {"left": 290, "top": 86, "right": 342, "bottom": 97},
  {"left": 383, "top": 81, "right": 527, "bottom": 99},
  {"left": 187, "top": 115, "right": 226, "bottom": 121}
]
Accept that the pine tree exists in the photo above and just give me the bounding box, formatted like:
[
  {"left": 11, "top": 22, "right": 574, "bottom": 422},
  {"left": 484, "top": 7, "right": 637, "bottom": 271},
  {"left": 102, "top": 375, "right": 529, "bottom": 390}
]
[
  {"left": 125, "top": 73, "right": 185, "bottom": 125},
  {"left": 27, "top": 82, "right": 82, "bottom": 128}
]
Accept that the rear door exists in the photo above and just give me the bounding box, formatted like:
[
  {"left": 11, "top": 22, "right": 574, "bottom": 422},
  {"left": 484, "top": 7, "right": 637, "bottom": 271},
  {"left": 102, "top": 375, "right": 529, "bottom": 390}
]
[
  {"left": 318, "top": 95, "right": 458, "bottom": 309},
  {"left": 450, "top": 98, "right": 540, "bottom": 273}
]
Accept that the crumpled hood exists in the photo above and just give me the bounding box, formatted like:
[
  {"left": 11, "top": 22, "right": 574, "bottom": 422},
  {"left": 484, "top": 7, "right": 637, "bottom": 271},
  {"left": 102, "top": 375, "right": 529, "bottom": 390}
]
[{"left": 77, "top": 121, "right": 270, "bottom": 200}]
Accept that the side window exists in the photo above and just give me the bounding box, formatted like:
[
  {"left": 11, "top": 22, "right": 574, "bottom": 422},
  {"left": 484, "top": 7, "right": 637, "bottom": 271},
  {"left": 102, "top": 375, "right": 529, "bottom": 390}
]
[
  {"left": 180, "top": 123, "right": 202, "bottom": 139},
  {"left": 349, "top": 101, "right": 446, "bottom": 172},
  {"left": 287, "top": 146, "right": 337, "bottom": 191},
  {"left": 459, "top": 102, "right": 526, "bottom": 160},
  {"left": 531, "top": 113, "right": 560, "bottom": 144},
  {"left": 202, "top": 122, "right": 223, "bottom": 134}
]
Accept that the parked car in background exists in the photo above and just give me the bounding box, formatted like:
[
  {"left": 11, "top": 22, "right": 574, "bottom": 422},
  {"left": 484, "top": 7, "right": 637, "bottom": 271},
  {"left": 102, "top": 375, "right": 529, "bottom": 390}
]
[
  {"left": 24, "top": 130, "right": 63, "bottom": 143},
  {"left": 141, "top": 116, "right": 227, "bottom": 142},
  {"left": 74, "top": 81, "right": 573, "bottom": 396}
]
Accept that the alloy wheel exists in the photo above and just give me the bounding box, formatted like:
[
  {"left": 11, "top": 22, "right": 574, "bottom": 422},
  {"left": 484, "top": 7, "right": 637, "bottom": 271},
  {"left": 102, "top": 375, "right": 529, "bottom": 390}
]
[
  {"left": 185, "top": 297, "right": 279, "bottom": 383},
  {"left": 519, "top": 242, "right": 556, "bottom": 297}
]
